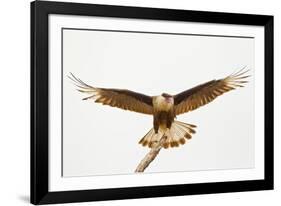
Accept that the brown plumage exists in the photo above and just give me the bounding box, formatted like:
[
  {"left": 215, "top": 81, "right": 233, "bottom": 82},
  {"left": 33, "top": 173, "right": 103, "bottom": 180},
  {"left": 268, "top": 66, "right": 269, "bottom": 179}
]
[
  {"left": 69, "top": 68, "right": 249, "bottom": 149},
  {"left": 69, "top": 73, "right": 153, "bottom": 114},
  {"left": 173, "top": 69, "right": 249, "bottom": 115}
]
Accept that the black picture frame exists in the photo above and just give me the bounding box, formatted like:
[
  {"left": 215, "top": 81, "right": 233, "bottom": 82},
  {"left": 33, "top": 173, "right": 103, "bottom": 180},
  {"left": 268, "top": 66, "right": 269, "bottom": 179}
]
[{"left": 31, "top": 0, "right": 274, "bottom": 204}]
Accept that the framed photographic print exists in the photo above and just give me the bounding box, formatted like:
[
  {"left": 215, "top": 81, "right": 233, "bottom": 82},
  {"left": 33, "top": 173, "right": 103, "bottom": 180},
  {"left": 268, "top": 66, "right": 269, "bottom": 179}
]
[{"left": 31, "top": 0, "right": 274, "bottom": 204}]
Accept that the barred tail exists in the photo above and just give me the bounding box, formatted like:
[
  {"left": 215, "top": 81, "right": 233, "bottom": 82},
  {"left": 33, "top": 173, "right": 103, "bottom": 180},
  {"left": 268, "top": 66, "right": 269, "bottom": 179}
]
[{"left": 138, "top": 121, "right": 197, "bottom": 149}]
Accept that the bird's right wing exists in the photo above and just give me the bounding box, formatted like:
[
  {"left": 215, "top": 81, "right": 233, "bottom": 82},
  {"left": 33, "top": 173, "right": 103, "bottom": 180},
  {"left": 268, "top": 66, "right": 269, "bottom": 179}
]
[{"left": 68, "top": 73, "right": 154, "bottom": 115}]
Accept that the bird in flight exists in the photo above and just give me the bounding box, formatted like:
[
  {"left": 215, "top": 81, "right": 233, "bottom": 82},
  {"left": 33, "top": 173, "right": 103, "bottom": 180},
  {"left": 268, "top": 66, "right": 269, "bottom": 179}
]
[{"left": 69, "top": 68, "right": 249, "bottom": 149}]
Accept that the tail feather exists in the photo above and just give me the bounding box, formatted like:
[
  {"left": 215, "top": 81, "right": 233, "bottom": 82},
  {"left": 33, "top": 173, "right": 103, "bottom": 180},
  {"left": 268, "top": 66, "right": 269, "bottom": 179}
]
[{"left": 139, "top": 121, "right": 197, "bottom": 149}]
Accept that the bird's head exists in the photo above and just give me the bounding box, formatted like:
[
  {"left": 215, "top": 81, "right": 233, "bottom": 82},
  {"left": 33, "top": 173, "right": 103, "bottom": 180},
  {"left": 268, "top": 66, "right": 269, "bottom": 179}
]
[{"left": 161, "top": 93, "right": 174, "bottom": 104}]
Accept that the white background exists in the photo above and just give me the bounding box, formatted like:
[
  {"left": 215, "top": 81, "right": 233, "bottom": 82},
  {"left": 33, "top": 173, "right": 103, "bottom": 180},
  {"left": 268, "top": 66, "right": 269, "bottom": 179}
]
[
  {"left": 63, "top": 26, "right": 255, "bottom": 177},
  {"left": 0, "top": 0, "right": 279, "bottom": 205}
]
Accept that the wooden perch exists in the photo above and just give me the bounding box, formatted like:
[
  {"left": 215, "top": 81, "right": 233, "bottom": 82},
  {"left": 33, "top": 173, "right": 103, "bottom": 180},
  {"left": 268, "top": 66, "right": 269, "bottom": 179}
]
[{"left": 135, "top": 134, "right": 167, "bottom": 173}]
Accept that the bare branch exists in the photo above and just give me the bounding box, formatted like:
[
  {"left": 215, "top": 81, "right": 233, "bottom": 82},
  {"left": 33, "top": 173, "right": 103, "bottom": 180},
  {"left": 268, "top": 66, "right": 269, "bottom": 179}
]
[{"left": 135, "top": 134, "right": 167, "bottom": 173}]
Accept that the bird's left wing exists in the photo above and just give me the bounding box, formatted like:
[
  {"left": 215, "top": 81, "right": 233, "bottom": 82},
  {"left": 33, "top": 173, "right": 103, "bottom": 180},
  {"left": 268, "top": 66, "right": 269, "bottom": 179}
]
[
  {"left": 68, "top": 73, "right": 154, "bottom": 115},
  {"left": 173, "top": 69, "right": 250, "bottom": 115}
]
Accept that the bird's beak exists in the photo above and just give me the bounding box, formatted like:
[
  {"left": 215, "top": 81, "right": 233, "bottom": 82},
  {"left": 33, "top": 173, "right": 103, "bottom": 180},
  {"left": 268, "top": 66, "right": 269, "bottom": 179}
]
[{"left": 165, "top": 97, "right": 173, "bottom": 104}]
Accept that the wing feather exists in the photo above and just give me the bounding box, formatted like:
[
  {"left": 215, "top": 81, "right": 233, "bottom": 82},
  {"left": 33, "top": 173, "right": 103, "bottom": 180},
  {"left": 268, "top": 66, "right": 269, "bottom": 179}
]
[
  {"left": 174, "top": 68, "right": 250, "bottom": 115},
  {"left": 68, "top": 73, "right": 153, "bottom": 115}
]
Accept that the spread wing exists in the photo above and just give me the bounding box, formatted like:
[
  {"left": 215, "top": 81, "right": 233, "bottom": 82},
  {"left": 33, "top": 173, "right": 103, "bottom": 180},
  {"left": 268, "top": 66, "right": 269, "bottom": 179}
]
[
  {"left": 68, "top": 73, "right": 154, "bottom": 115},
  {"left": 174, "top": 68, "right": 250, "bottom": 115}
]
